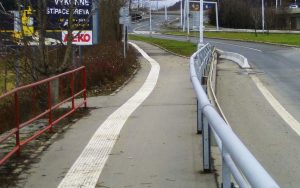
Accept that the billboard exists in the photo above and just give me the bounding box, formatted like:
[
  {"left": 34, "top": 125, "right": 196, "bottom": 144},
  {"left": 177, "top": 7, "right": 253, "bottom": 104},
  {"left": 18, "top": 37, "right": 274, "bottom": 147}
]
[
  {"left": 46, "top": 0, "right": 93, "bottom": 30},
  {"left": 190, "top": 2, "right": 215, "bottom": 11},
  {"left": 0, "top": 0, "right": 95, "bottom": 45},
  {"left": 62, "top": 30, "right": 93, "bottom": 45}
]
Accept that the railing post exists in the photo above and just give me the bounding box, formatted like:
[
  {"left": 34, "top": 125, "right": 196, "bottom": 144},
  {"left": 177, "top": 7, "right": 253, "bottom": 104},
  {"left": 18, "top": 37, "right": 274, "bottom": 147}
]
[
  {"left": 47, "top": 81, "right": 53, "bottom": 131},
  {"left": 71, "top": 72, "right": 75, "bottom": 110},
  {"left": 222, "top": 146, "right": 232, "bottom": 188},
  {"left": 14, "top": 92, "right": 20, "bottom": 156},
  {"left": 83, "top": 67, "right": 87, "bottom": 108},
  {"left": 197, "top": 99, "right": 202, "bottom": 134},
  {"left": 202, "top": 114, "right": 212, "bottom": 172}
]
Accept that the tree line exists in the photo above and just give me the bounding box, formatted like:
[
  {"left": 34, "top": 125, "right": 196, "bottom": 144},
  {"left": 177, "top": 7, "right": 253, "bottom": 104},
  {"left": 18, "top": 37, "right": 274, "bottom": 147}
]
[{"left": 210, "top": 0, "right": 294, "bottom": 31}]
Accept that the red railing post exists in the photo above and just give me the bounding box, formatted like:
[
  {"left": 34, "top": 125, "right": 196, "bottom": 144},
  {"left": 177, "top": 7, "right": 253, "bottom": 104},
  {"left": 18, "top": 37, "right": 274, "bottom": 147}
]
[
  {"left": 32, "top": 86, "right": 37, "bottom": 115},
  {"left": 83, "top": 68, "right": 87, "bottom": 108},
  {"left": 47, "top": 81, "right": 53, "bottom": 131},
  {"left": 14, "top": 92, "right": 20, "bottom": 156},
  {"left": 71, "top": 73, "right": 75, "bottom": 110},
  {"left": 0, "top": 66, "right": 87, "bottom": 166}
]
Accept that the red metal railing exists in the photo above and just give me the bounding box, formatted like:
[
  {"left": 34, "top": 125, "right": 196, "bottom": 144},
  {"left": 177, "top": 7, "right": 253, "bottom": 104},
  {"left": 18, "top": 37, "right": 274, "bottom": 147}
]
[{"left": 0, "top": 66, "right": 87, "bottom": 165}]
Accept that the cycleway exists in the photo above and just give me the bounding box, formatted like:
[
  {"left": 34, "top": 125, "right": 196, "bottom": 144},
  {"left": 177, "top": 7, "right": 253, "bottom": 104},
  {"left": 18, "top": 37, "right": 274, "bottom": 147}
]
[{"left": 20, "top": 41, "right": 217, "bottom": 188}]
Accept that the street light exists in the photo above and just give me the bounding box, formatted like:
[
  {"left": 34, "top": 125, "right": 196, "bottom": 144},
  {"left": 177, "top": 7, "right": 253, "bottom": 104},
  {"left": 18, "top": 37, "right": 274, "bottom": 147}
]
[
  {"left": 164, "top": 3, "right": 167, "bottom": 21},
  {"left": 180, "top": 0, "right": 183, "bottom": 27},
  {"left": 199, "top": 0, "right": 203, "bottom": 44},
  {"left": 149, "top": 0, "right": 152, "bottom": 36},
  {"left": 262, "top": 0, "right": 265, "bottom": 32}
]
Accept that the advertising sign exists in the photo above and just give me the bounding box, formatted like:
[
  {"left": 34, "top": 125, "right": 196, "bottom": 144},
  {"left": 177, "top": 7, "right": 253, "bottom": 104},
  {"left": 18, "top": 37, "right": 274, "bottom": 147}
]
[
  {"left": 46, "top": 0, "right": 93, "bottom": 30},
  {"left": 62, "top": 30, "right": 93, "bottom": 45},
  {"left": 190, "top": 2, "right": 214, "bottom": 11},
  {"left": 0, "top": 0, "right": 96, "bottom": 46}
]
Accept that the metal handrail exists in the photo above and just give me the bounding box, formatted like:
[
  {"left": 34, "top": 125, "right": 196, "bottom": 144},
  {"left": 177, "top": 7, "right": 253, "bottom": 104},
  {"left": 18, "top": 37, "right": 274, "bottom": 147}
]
[
  {"left": 0, "top": 66, "right": 87, "bottom": 165},
  {"left": 190, "top": 44, "right": 279, "bottom": 188}
]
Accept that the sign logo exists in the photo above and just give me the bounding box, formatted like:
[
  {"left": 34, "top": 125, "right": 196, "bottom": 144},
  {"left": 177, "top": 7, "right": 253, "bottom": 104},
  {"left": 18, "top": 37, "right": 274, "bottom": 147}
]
[{"left": 62, "top": 31, "right": 93, "bottom": 45}]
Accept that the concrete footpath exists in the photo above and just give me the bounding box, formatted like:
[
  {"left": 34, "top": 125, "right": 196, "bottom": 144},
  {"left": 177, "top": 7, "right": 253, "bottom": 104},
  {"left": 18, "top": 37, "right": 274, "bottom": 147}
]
[{"left": 19, "top": 41, "right": 217, "bottom": 188}]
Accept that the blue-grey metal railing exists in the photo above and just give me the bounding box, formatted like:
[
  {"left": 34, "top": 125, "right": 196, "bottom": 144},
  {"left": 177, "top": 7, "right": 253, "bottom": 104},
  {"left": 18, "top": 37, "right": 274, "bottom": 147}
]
[{"left": 190, "top": 43, "right": 279, "bottom": 188}]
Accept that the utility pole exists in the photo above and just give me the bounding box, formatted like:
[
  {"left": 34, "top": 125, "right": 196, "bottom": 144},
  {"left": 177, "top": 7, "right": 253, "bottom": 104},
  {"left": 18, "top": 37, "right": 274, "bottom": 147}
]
[
  {"left": 215, "top": 2, "right": 219, "bottom": 31},
  {"left": 199, "top": 0, "right": 204, "bottom": 44},
  {"left": 187, "top": 0, "right": 190, "bottom": 39},
  {"left": 183, "top": 0, "right": 186, "bottom": 31},
  {"left": 150, "top": 1, "right": 152, "bottom": 36},
  {"left": 164, "top": 3, "right": 167, "bottom": 21},
  {"left": 180, "top": 0, "right": 183, "bottom": 27},
  {"left": 262, "top": 0, "right": 265, "bottom": 32}
]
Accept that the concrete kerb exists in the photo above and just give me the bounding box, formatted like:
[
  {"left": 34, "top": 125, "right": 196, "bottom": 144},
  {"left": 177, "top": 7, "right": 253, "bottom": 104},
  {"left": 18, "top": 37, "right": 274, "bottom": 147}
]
[{"left": 216, "top": 49, "right": 251, "bottom": 69}]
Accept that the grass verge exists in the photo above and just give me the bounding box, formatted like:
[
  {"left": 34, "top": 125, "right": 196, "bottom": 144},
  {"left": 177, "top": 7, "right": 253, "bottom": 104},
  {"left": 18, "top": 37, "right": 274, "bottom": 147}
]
[
  {"left": 129, "top": 35, "right": 197, "bottom": 57},
  {"left": 162, "top": 31, "right": 300, "bottom": 46}
]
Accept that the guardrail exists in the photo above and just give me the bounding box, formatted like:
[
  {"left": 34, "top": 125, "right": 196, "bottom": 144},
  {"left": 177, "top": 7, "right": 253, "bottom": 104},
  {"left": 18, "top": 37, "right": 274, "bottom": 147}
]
[
  {"left": 0, "top": 66, "right": 87, "bottom": 165},
  {"left": 190, "top": 44, "right": 279, "bottom": 188},
  {"left": 217, "top": 49, "right": 250, "bottom": 69}
]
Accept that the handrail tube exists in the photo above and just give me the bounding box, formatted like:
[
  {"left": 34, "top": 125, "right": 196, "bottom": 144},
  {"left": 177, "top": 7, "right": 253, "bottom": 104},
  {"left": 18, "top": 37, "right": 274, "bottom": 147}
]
[
  {"left": 0, "top": 147, "right": 19, "bottom": 165},
  {"left": 208, "top": 50, "right": 249, "bottom": 187},
  {"left": 210, "top": 126, "right": 249, "bottom": 188},
  {"left": 19, "top": 110, "right": 50, "bottom": 129},
  {"left": 190, "top": 45, "right": 279, "bottom": 188},
  {"left": 0, "top": 66, "right": 85, "bottom": 100},
  {"left": 18, "top": 89, "right": 84, "bottom": 130},
  {"left": 0, "top": 67, "right": 87, "bottom": 166},
  {"left": 0, "top": 128, "right": 18, "bottom": 144},
  {"left": 223, "top": 153, "right": 249, "bottom": 188},
  {"left": 203, "top": 106, "right": 278, "bottom": 188}
]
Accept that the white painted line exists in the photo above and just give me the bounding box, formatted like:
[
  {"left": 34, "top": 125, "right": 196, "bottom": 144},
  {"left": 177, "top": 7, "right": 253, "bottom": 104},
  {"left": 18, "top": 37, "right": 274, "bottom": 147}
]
[
  {"left": 58, "top": 42, "right": 160, "bottom": 188},
  {"left": 210, "top": 41, "right": 262, "bottom": 52},
  {"left": 251, "top": 75, "right": 300, "bottom": 136}
]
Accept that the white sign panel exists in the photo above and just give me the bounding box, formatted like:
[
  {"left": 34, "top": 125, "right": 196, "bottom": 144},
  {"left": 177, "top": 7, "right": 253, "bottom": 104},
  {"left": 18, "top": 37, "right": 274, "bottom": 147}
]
[
  {"left": 62, "top": 30, "right": 93, "bottom": 45},
  {"left": 119, "top": 16, "right": 131, "bottom": 25},
  {"left": 119, "top": 7, "right": 129, "bottom": 17}
]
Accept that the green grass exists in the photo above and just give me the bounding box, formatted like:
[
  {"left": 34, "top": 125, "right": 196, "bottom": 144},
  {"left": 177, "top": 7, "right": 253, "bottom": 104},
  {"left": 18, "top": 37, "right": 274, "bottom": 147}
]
[
  {"left": 162, "top": 31, "right": 300, "bottom": 46},
  {"left": 129, "top": 35, "right": 197, "bottom": 57}
]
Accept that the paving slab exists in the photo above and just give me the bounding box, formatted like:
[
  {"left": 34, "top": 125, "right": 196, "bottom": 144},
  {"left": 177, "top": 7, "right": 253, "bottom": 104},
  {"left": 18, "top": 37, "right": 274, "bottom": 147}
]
[{"left": 18, "top": 41, "right": 217, "bottom": 188}]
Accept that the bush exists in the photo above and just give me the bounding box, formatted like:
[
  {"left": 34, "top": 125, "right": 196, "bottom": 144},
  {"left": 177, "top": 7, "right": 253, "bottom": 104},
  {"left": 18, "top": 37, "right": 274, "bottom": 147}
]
[{"left": 83, "top": 42, "right": 138, "bottom": 95}]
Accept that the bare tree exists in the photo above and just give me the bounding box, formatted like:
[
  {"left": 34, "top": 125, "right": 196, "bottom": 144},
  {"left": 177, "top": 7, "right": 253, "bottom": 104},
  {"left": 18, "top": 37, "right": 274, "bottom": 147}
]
[{"left": 250, "top": 6, "right": 261, "bottom": 36}]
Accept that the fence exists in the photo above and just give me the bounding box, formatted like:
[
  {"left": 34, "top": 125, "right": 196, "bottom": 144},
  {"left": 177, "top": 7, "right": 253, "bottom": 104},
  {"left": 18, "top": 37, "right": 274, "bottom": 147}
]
[
  {"left": 0, "top": 66, "right": 87, "bottom": 165},
  {"left": 190, "top": 44, "right": 279, "bottom": 188}
]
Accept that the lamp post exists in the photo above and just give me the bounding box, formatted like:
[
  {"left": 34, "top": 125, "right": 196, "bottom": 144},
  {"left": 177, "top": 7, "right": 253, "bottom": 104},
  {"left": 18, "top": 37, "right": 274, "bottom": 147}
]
[
  {"left": 262, "top": 0, "right": 265, "bottom": 32},
  {"left": 199, "top": 0, "right": 204, "bottom": 44},
  {"left": 165, "top": 3, "right": 167, "bottom": 21},
  {"left": 180, "top": 0, "right": 183, "bottom": 27},
  {"left": 183, "top": 0, "right": 186, "bottom": 31},
  {"left": 187, "top": 0, "right": 190, "bottom": 38},
  {"left": 150, "top": 0, "right": 152, "bottom": 36}
]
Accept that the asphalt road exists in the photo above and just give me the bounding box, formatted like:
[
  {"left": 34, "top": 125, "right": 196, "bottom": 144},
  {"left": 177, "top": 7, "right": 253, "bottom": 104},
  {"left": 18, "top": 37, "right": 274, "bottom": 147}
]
[
  {"left": 130, "top": 15, "right": 300, "bottom": 187},
  {"left": 132, "top": 16, "right": 300, "bottom": 124}
]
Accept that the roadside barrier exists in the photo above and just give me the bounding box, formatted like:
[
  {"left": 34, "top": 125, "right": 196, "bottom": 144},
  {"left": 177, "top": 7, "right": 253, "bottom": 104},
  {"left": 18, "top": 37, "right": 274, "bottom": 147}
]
[
  {"left": 217, "top": 49, "right": 250, "bottom": 69},
  {"left": 0, "top": 66, "right": 87, "bottom": 165},
  {"left": 190, "top": 44, "right": 279, "bottom": 188}
]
